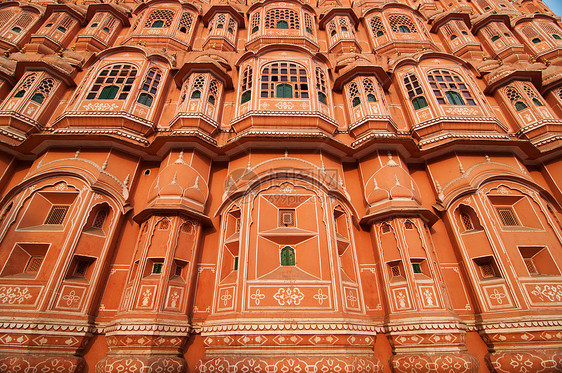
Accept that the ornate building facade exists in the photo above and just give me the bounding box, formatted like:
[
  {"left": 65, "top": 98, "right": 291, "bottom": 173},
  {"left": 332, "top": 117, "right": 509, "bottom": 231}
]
[{"left": 0, "top": 0, "right": 561, "bottom": 372}]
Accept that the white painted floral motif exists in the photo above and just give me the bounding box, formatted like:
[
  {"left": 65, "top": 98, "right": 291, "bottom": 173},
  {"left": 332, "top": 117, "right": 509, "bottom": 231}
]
[
  {"left": 275, "top": 101, "right": 294, "bottom": 110},
  {"left": 0, "top": 287, "right": 32, "bottom": 304},
  {"left": 170, "top": 292, "right": 180, "bottom": 308},
  {"left": 489, "top": 288, "right": 507, "bottom": 304},
  {"left": 221, "top": 290, "right": 232, "bottom": 306},
  {"left": 82, "top": 102, "right": 120, "bottom": 111},
  {"left": 346, "top": 291, "right": 358, "bottom": 307},
  {"left": 250, "top": 289, "right": 265, "bottom": 305},
  {"left": 273, "top": 287, "right": 304, "bottom": 306},
  {"left": 62, "top": 290, "right": 80, "bottom": 307},
  {"left": 423, "top": 289, "right": 434, "bottom": 306},
  {"left": 141, "top": 289, "right": 152, "bottom": 307},
  {"left": 396, "top": 292, "right": 407, "bottom": 309},
  {"left": 313, "top": 289, "right": 328, "bottom": 305},
  {"left": 530, "top": 284, "right": 562, "bottom": 302}
]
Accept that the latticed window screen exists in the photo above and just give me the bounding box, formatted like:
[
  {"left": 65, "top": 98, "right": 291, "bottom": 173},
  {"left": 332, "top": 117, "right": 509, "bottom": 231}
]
[
  {"left": 87, "top": 64, "right": 137, "bottom": 100},
  {"left": 505, "top": 86, "right": 528, "bottom": 111},
  {"left": 44, "top": 13, "right": 61, "bottom": 28},
  {"left": 179, "top": 12, "right": 192, "bottom": 33},
  {"left": 0, "top": 10, "right": 15, "bottom": 25},
  {"left": 479, "top": 263, "right": 495, "bottom": 277},
  {"left": 347, "top": 82, "right": 359, "bottom": 108},
  {"left": 391, "top": 265, "right": 401, "bottom": 277},
  {"left": 92, "top": 209, "right": 108, "bottom": 229},
  {"left": 251, "top": 12, "right": 260, "bottom": 33},
  {"left": 521, "top": 25, "right": 540, "bottom": 40},
  {"left": 12, "top": 11, "right": 34, "bottom": 31},
  {"left": 260, "top": 62, "right": 308, "bottom": 99},
  {"left": 265, "top": 9, "right": 300, "bottom": 30},
  {"left": 14, "top": 74, "right": 36, "bottom": 98},
  {"left": 31, "top": 78, "right": 54, "bottom": 104},
  {"left": 363, "top": 78, "right": 377, "bottom": 102},
  {"left": 137, "top": 67, "right": 162, "bottom": 107},
  {"left": 389, "top": 14, "right": 417, "bottom": 33},
  {"left": 404, "top": 73, "right": 428, "bottom": 110},
  {"left": 538, "top": 22, "right": 562, "bottom": 40},
  {"left": 241, "top": 66, "right": 253, "bottom": 103},
  {"left": 144, "top": 10, "right": 174, "bottom": 27},
  {"left": 89, "top": 12, "right": 104, "bottom": 27},
  {"left": 279, "top": 210, "right": 295, "bottom": 226},
  {"left": 496, "top": 207, "right": 519, "bottom": 226},
  {"left": 476, "top": 0, "right": 492, "bottom": 11},
  {"left": 315, "top": 67, "right": 327, "bottom": 104},
  {"left": 522, "top": 84, "right": 544, "bottom": 106},
  {"left": 208, "top": 79, "right": 219, "bottom": 105},
  {"left": 328, "top": 21, "right": 336, "bottom": 36},
  {"left": 557, "top": 88, "right": 562, "bottom": 101},
  {"left": 102, "top": 16, "right": 117, "bottom": 33},
  {"left": 158, "top": 219, "right": 170, "bottom": 229},
  {"left": 304, "top": 13, "right": 313, "bottom": 34},
  {"left": 228, "top": 18, "right": 236, "bottom": 34},
  {"left": 44, "top": 205, "right": 69, "bottom": 224},
  {"left": 427, "top": 69, "right": 475, "bottom": 106},
  {"left": 404, "top": 220, "right": 414, "bottom": 229},
  {"left": 381, "top": 223, "right": 391, "bottom": 233},
  {"left": 461, "top": 212, "right": 473, "bottom": 230},
  {"left": 75, "top": 260, "right": 90, "bottom": 276},
  {"left": 524, "top": 258, "right": 538, "bottom": 275},
  {"left": 191, "top": 74, "right": 205, "bottom": 98},
  {"left": 25, "top": 256, "right": 44, "bottom": 273},
  {"left": 369, "top": 16, "right": 385, "bottom": 37}
]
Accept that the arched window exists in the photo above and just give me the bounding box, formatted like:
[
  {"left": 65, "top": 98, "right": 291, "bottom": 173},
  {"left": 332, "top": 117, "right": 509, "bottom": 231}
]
[
  {"left": 30, "top": 79, "right": 54, "bottom": 104},
  {"left": 265, "top": 9, "right": 300, "bottom": 30},
  {"left": 178, "top": 12, "right": 193, "bottom": 34},
  {"left": 505, "top": 86, "right": 528, "bottom": 112},
  {"left": 348, "top": 82, "right": 360, "bottom": 107},
  {"left": 13, "top": 74, "right": 36, "bottom": 98},
  {"left": 260, "top": 62, "right": 309, "bottom": 99},
  {"left": 144, "top": 10, "right": 174, "bottom": 28},
  {"left": 369, "top": 16, "right": 385, "bottom": 38},
  {"left": 522, "top": 84, "right": 545, "bottom": 107},
  {"left": 208, "top": 79, "right": 218, "bottom": 105},
  {"left": 315, "top": 67, "right": 327, "bottom": 105},
  {"left": 427, "top": 70, "right": 476, "bottom": 106},
  {"left": 389, "top": 15, "right": 417, "bottom": 34},
  {"left": 251, "top": 13, "right": 260, "bottom": 34},
  {"left": 92, "top": 209, "right": 108, "bottom": 229},
  {"left": 136, "top": 67, "right": 162, "bottom": 108},
  {"left": 280, "top": 246, "right": 295, "bottom": 266},
  {"left": 538, "top": 22, "right": 562, "bottom": 42},
  {"left": 363, "top": 78, "right": 377, "bottom": 102},
  {"left": 460, "top": 211, "right": 473, "bottom": 231},
  {"left": 87, "top": 64, "right": 137, "bottom": 100},
  {"left": 241, "top": 65, "right": 253, "bottom": 104},
  {"left": 304, "top": 13, "right": 314, "bottom": 34},
  {"left": 191, "top": 75, "right": 205, "bottom": 99},
  {"left": 404, "top": 73, "right": 428, "bottom": 110}
]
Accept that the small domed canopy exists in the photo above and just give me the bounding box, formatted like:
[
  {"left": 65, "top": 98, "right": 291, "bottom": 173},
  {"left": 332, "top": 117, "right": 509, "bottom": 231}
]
[{"left": 366, "top": 156, "right": 421, "bottom": 207}]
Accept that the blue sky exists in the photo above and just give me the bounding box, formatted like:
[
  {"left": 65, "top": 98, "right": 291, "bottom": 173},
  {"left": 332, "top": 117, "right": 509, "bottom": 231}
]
[{"left": 544, "top": 0, "right": 562, "bottom": 16}]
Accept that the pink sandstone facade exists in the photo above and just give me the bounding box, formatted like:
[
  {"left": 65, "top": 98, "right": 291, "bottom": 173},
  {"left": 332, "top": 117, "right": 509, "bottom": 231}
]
[{"left": 0, "top": 0, "right": 561, "bottom": 371}]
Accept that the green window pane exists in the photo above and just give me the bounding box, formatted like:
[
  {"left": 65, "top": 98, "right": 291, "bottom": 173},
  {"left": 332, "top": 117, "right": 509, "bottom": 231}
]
[
  {"left": 352, "top": 97, "right": 361, "bottom": 107},
  {"left": 151, "top": 20, "right": 164, "bottom": 28},
  {"left": 277, "top": 20, "right": 288, "bottom": 29},
  {"left": 99, "top": 85, "right": 119, "bottom": 99},
  {"left": 367, "top": 93, "right": 376, "bottom": 102},
  {"left": 445, "top": 91, "right": 465, "bottom": 105},
  {"left": 191, "top": 90, "right": 201, "bottom": 99},
  {"left": 137, "top": 92, "right": 153, "bottom": 107},
  {"left": 280, "top": 246, "right": 295, "bottom": 266},
  {"left": 532, "top": 98, "right": 544, "bottom": 107},
  {"left": 31, "top": 93, "right": 44, "bottom": 104},
  {"left": 515, "top": 101, "right": 528, "bottom": 111},
  {"left": 241, "top": 90, "right": 251, "bottom": 103},
  {"left": 276, "top": 83, "right": 292, "bottom": 98},
  {"left": 208, "top": 95, "right": 216, "bottom": 105},
  {"left": 412, "top": 96, "right": 428, "bottom": 110},
  {"left": 398, "top": 25, "right": 410, "bottom": 33},
  {"left": 318, "top": 91, "right": 327, "bottom": 104},
  {"left": 14, "top": 90, "right": 25, "bottom": 98}
]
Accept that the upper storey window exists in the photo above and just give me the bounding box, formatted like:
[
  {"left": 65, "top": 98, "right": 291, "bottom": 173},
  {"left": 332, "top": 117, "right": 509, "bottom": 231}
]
[
  {"left": 315, "top": 67, "right": 327, "bottom": 105},
  {"left": 86, "top": 64, "right": 137, "bottom": 101},
  {"left": 124, "top": 5, "right": 197, "bottom": 50},
  {"left": 146, "top": 10, "right": 174, "bottom": 28},
  {"left": 137, "top": 67, "right": 162, "bottom": 108},
  {"left": 241, "top": 65, "right": 253, "bottom": 104},
  {"left": 428, "top": 70, "right": 476, "bottom": 106},
  {"left": 389, "top": 14, "right": 416, "bottom": 34},
  {"left": 260, "top": 62, "right": 309, "bottom": 99},
  {"left": 76, "top": 11, "right": 126, "bottom": 52},
  {"left": 177, "top": 72, "right": 223, "bottom": 123},
  {"left": 344, "top": 76, "right": 389, "bottom": 125},
  {"left": 0, "top": 72, "right": 62, "bottom": 129},
  {"left": 204, "top": 12, "right": 239, "bottom": 51},
  {"left": 30, "top": 11, "right": 80, "bottom": 52},
  {"left": 366, "top": 10, "right": 433, "bottom": 54},
  {"left": 0, "top": 8, "right": 38, "bottom": 47},
  {"left": 266, "top": 9, "right": 299, "bottom": 30},
  {"left": 247, "top": 5, "right": 318, "bottom": 51},
  {"left": 404, "top": 73, "right": 428, "bottom": 110}
]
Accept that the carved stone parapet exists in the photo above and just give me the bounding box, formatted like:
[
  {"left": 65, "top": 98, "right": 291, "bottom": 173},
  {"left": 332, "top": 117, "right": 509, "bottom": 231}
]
[
  {"left": 95, "top": 356, "right": 186, "bottom": 373},
  {"left": 391, "top": 353, "right": 478, "bottom": 373},
  {"left": 197, "top": 356, "right": 383, "bottom": 373},
  {"left": 0, "top": 355, "right": 85, "bottom": 373},
  {"left": 485, "top": 350, "right": 562, "bottom": 373}
]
